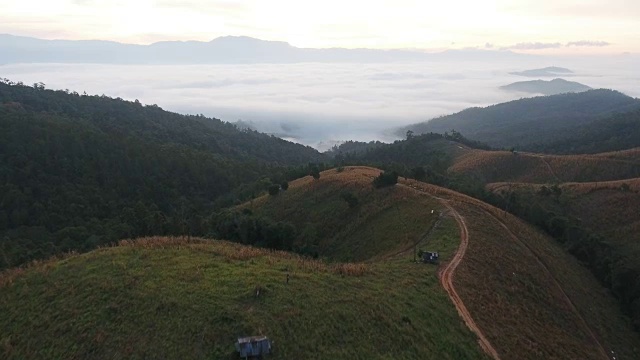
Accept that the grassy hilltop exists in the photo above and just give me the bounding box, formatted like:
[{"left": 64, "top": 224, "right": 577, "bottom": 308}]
[{"left": 0, "top": 236, "right": 487, "bottom": 360}]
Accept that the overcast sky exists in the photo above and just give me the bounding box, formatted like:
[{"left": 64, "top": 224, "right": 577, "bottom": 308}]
[{"left": 1, "top": 0, "right": 638, "bottom": 54}]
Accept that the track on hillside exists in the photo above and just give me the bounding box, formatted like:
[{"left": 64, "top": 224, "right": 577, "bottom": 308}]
[
  {"left": 402, "top": 182, "right": 610, "bottom": 360},
  {"left": 437, "top": 200, "right": 502, "bottom": 360},
  {"left": 400, "top": 183, "right": 501, "bottom": 360}
]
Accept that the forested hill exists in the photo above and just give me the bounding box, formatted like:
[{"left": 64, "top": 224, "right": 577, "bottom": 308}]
[
  {"left": 531, "top": 108, "right": 640, "bottom": 154},
  {"left": 399, "top": 89, "right": 640, "bottom": 150},
  {"left": 0, "top": 80, "right": 324, "bottom": 268},
  {"left": 0, "top": 80, "right": 322, "bottom": 163}
]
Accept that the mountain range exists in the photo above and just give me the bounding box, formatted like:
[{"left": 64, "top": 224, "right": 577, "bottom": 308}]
[
  {"left": 0, "top": 34, "right": 528, "bottom": 64},
  {"left": 509, "top": 66, "right": 574, "bottom": 77}
]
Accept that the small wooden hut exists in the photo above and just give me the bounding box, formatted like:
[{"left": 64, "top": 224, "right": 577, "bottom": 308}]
[{"left": 236, "top": 336, "right": 272, "bottom": 359}]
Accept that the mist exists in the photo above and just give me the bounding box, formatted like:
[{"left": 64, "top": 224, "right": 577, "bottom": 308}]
[{"left": 1, "top": 56, "right": 638, "bottom": 150}]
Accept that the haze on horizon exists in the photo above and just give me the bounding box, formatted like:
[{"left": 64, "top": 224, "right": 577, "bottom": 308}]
[
  {"left": 2, "top": 0, "right": 639, "bottom": 150},
  {"left": 1, "top": 0, "right": 639, "bottom": 55}
]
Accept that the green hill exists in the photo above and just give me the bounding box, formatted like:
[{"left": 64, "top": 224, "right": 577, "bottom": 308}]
[
  {"left": 236, "top": 167, "right": 442, "bottom": 261},
  {"left": 225, "top": 167, "right": 640, "bottom": 358},
  {"left": 0, "top": 237, "right": 486, "bottom": 360},
  {"left": 3, "top": 167, "right": 640, "bottom": 359},
  {"left": 399, "top": 89, "right": 640, "bottom": 149},
  {"left": 531, "top": 108, "right": 640, "bottom": 154},
  {"left": 0, "top": 80, "right": 325, "bottom": 269}
]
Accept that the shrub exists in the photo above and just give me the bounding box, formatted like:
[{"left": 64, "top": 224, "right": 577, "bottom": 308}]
[
  {"left": 373, "top": 171, "right": 398, "bottom": 188},
  {"left": 411, "top": 166, "right": 426, "bottom": 181},
  {"left": 340, "top": 191, "right": 359, "bottom": 208},
  {"left": 310, "top": 167, "right": 321, "bottom": 180},
  {"left": 268, "top": 184, "right": 280, "bottom": 196}
]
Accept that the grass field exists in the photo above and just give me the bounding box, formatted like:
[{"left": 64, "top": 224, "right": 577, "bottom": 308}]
[
  {"left": 449, "top": 148, "right": 640, "bottom": 184},
  {"left": 594, "top": 148, "right": 640, "bottom": 162},
  {"left": 0, "top": 236, "right": 488, "bottom": 360}
]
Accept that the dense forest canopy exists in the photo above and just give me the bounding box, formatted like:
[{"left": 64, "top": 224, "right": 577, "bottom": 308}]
[
  {"left": 530, "top": 109, "right": 640, "bottom": 154},
  {"left": 0, "top": 79, "right": 325, "bottom": 268}
]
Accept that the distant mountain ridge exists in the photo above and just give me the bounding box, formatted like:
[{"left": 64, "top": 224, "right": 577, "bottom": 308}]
[
  {"left": 510, "top": 66, "right": 574, "bottom": 77},
  {"left": 500, "top": 78, "right": 592, "bottom": 95},
  {"left": 399, "top": 89, "right": 640, "bottom": 149},
  {"left": 0, "top": 33, "right": 528, "bottom": 64}
]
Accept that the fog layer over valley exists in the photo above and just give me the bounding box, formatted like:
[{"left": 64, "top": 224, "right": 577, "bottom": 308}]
[{"left": 2, "top": 56, "right": 638, "bottom": 149}]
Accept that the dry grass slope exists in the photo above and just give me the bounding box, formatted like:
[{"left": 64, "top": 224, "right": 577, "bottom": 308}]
[
  {"left": 487, "top": 177, "right": 640, "bottom": 260},
  {"left": 401, "top": 178, "right": 640, "bottom": 359},
  {"left": 450, "top": 149, "right": 640, "bottom": 184}
]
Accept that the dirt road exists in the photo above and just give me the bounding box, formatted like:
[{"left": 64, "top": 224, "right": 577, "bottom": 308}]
[
  {"left": 438, "top": 200, "right": 502, "bottom": 360},
  {"left": 399, "top": 182, "right": 500, "bottom": 359},
  {"left": 403, "top": 181, "right": 609, "bottom": 360}
]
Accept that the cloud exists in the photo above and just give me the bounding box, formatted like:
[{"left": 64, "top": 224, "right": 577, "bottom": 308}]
[
  {"left": 506, "top": 42, "right": 562, "bottom": 50},
  {"left": 504, "top": 40, "right": 612, "bottom": 51},
  {"left": 1, "top": 56, "right": 637, "bottom": 148},
  {"left": 152, "top": 0, "right": 247, "bottom": 15},
  {"left": 566, "top": 40, "right": 610, "bottom": 47}
]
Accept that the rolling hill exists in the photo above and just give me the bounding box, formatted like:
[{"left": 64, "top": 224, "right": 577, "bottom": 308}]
[
  {"left": 0, "top": 236, "right": 488, "bottom": 360},
  {"left": 399, "top": 89, "right": 640, "bottom": 149},
  {"left": 224, "top": 167, "right": 640, "bottom": 358},
  {"left": 447, "top": 148, "right": 640, "bottom": 184},
  {"left": 2, "top": 167, "right": 640, "bottom": 359}
]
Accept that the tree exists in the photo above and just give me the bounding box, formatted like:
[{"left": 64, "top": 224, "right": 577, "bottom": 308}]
[
  {"left": 340, "top": 191, "right": 359, "bottom": 208},
  {"left": 268, "top": 184, "right": 280, "bottom": 196},
  {"left": 373, "top": 171, "right": 398, "bottom": 188},
  {"left": 411, "top": 166, "right": 426, "bottom": 181},
  {"left": 280, "top": 181, "right": 289, "bottom": 190},
  {"left": 310, "top": 167, "right": 320, "bottom": 180},
  {"left": 406, "top": 130, "right": 414, "bottom": 140}
]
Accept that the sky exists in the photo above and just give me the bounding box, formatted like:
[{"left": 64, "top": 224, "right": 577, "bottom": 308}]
[{"left": 0, "top": 0, "right": 639, "bottom": 54}]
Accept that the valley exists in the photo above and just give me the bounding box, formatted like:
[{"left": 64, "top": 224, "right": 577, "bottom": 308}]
[{"left": 2, "top": 78, "right": 640, "bottom": 359}]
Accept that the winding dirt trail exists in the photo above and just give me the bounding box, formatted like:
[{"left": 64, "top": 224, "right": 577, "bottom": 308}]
[
  {"left": 437, "top": 200, "right": 502, "bottom": 360},
  {"left": 399, "top": 182, "right": 500, "bottom": 358},
  {"left": 401, "top": 181, "right": 610, "bottom": 360}
]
